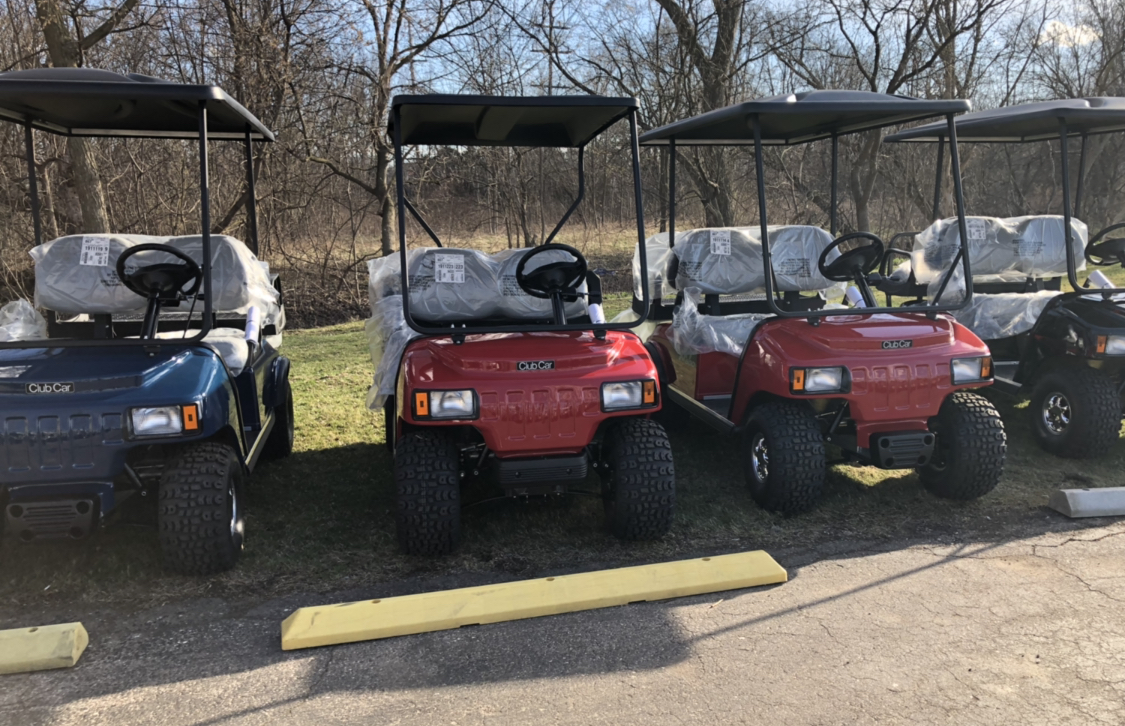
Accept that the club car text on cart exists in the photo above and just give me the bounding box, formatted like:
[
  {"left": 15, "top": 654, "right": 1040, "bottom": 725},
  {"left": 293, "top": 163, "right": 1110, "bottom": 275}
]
[
  {"left": 25, "top": 382, "right": 75, "bottom": 394},
  {"left": 517, "top": 360, "right": 555, "bottom": 371}
]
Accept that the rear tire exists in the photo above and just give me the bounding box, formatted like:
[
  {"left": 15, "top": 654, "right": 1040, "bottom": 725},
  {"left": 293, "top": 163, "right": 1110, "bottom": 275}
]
[
  {"left": 918, "top": 392, "right": 1006, "bottom": 500},
  {"left": 601, "top": 418, "right": 675, "bottom": 540},
  {"left": 394, "top": 430, "right": 461, "bottom": 555},
  {"left": 742, "top": 401, "right": 825, "bottom": 514},
  {"left": 1028, "top": 367, "right": 1120, "bottom": 459},
  {"left": 158, "top": 442, "right": 245, "bottom": 575},
  {"left": 262, "top": 384, "right": 294, "bottom": 460}
]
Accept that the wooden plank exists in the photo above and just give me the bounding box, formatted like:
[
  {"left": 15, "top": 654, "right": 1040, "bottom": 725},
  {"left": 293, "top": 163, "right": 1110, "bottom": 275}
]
[
  {"left": 281, "top": 550, "right": 787, "bottom": 651},
  {"left": 0, "top": 622, "right": 88, "bottom": 675}
]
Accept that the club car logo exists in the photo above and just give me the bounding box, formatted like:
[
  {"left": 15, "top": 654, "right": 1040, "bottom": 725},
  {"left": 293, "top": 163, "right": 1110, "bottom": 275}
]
[
  {"left": 517, "top": 360, "right": 555, "bottom": 371},
  {"left": 882, "top": 340, "right": 914, "bottom": 350},
  {"left": 25, "top": 382, "right": 75, "bottom": 394}
]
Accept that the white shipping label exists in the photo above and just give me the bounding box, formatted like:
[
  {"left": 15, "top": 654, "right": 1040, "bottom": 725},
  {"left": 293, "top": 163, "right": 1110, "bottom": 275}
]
[
  {"left": 966, "top": 219, "right": 987, "bottom": 242},
  {"left": 434, "top": 253, "right": 466, "bottom": 283},
  {"left": 79, "top": 237, "right": 111, "bottom": 267},
  {"left": 710, "top": 229, "right": 732, "bottom": 255}
]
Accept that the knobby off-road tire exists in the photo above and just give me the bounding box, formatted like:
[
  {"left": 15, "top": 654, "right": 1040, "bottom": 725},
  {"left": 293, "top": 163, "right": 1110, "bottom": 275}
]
[
  {"left": 158, "top": 442, "right": 245, "bottom": 575},
  {"left": 741, "top": 401, "right": 825, "bottom": 514},
  {"left": 1028, "top": 367, "right": 1120, "bottom": 459},
  {"left": 394, "top": 431, "right": 461, "bottom": 555},
  {"left": 383, "top": 396, "right": 396, "bottom": 454},
  {"left": 918, "top": 392, "right": 1006, "bottom": 500},
  {"left": 602, "top": 417, "right": 675, "bottom": 540},
  {"left": 261, "top": 384, "right": 294, "bottom": 461}
]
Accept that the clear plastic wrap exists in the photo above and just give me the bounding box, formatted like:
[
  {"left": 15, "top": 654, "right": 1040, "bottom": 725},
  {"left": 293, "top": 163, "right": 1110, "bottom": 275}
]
[
  {"left": 668, "top": 226, "right": 841, "bottom": 295},
  {"left": 633, "top": 232, "right": 681, "bottom": 300},
  {"left": 30, "top": 234, "right": 281, "bottom": 324},
  {"left": 952, "top": 291, "right": 1062, "bottom": 340},
  {"left": 367, "top": 248, "right": 502, "bottom": 321},
  {"left": 0, "top": 300, "right": 47, "bottom": 342},
  {"left": 912, "top": 215, "right": 1087, "bottom": 284},
  {"left": 365, "top": 294, "right": 420, "bottom": 409},
  {"left": 667, "top": 288, "right": 772, "bottom": 357}
]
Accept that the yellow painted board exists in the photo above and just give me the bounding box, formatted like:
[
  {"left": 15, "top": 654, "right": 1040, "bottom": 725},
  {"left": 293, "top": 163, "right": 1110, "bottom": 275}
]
[
  {"left": 0, "top": 622, "right": 88, "bottom": 675},
  {"left": 281, "top": 550, "right": 786, "bottom": 651}
]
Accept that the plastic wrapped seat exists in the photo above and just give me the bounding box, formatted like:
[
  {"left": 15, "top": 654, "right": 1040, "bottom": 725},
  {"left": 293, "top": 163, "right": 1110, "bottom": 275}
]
[
  {"left": 668, "top": 289, "right": 771, "bottom": 357},
  {"left": 145, "top": 328, "right": 251, "bottom": 375},
  {"left": 30, "top": 234, "right": 282, "bottom": 332},
  {"left": 368, "top": 247, "right": 501, "bottom": 321},
  {"left": 910, "top": 215, "right": 1085, "bottom": 340},
  {"left": 494, "top": 248, "right": 588, "bottom": 319}
]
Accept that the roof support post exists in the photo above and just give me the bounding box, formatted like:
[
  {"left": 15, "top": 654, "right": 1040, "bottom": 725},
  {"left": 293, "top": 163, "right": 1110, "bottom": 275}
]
[
  {"left": 931, "top": 115, "right": 973, "bottom": 306},
  {"left": 543, "top": 146, "right": 585, "bottom": 245},
  {"left": 198, "top": 101, "right": 213, "bottom": 335},
  {"left": 931, "top": 137, "right": 945, "bottom": 221},
  {"left": 752, "top": 115, "right": 782, "bottom": 313},
  {"left": 830, "top": 134, "right": 839, "bottom": 236},
  {"left": 24, "top": 123, "right": 42, "bottom": 248},
  {"left": 1075, "top": 133, "right": 1088, "bottom": 220},
  {"left": 1058, "top": 120, "right": 1082, "bottom": 290},
  {"left": 629, "top": 110, "right": 649, "bottom": 318},
  {"left": 243, "top": 129, "right": 260, "bottom": 256},
  {"left": 668, "top": 139, "right": 676, "bottom": 248}
]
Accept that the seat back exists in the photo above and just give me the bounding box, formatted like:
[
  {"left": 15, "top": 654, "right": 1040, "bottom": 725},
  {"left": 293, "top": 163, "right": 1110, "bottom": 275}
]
[
  {"left": 30, "top": 233, "right": 279, "bottom": 319},
  {"left": 367, "top": 246, "right": 588, "bottom": 323},
  {"left": 911, "top": 215, "right": 1086, "bottom": 284},
  {"left": 668, "top": 225, "right": 839, "bottom": 295}
]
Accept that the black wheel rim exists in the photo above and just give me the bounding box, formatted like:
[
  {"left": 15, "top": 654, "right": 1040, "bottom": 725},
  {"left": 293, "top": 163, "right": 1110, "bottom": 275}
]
[{"left": 1041, "top": 392, "right": 1071, "bottom": 435}]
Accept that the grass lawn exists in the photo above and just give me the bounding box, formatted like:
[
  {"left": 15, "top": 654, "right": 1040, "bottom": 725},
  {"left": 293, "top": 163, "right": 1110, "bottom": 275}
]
[{"left": 2, "top": 316, "right": 1123, "bottom": 610}]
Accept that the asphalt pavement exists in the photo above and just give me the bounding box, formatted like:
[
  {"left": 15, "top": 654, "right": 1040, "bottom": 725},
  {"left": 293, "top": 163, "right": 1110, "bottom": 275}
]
[{"left": 2, "top": 522, "right": 1124, "bottom": 725}]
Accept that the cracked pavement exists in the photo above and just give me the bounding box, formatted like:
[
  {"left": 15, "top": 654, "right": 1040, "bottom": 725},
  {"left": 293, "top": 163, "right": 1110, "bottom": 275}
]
[{"left": 2, "top": 524, "right": 1124, "bottom": 725}]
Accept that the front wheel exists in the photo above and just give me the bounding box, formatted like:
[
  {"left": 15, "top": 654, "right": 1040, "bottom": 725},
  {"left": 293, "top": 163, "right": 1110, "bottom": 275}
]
[
  {"left": 158, "top": 442, "right": 245, "bottom": 575},
  {"left": 1028, "top": 367, "right": 1120, "bottom": 459},
  {"left": 918, "top": 392, "right": 1006, "bottom": 500},
  {"left": 601, "top": 418, "right": 675, "bottom": 540},
  {"left": 394, "top": 430, "right": 461, "bottom": 555},
  {"left": 741, "top": 401, "right": 825, "bottom": 514}
]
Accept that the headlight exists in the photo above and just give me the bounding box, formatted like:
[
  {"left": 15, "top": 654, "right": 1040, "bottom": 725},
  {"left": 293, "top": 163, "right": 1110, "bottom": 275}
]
[
  {"left": 413, "top": 389, "right": 478, "bottom": 419},
  {"left": 601, "top": 380, "right": 657, "bottom": 411},
  {"left": 791, "top": 367, "right": 848, "bottom": 394},
  {"left": 1098, "top": 335, "right": 1125, "bottom": 355},
  {"left": 951, "top": 356, "right": 992, "bottom": 384},
  {"left": 130, "top": 405, "right": 195, "bottom": 437}
]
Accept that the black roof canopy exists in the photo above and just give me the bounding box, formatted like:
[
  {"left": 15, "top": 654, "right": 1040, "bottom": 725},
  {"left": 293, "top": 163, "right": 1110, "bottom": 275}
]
[
  {"left": 390, "top": 94, "right": 638, "bottom": 147},
  {"left": 885, "top": 97, "right": 1125, "bottom": 143},
  {"left": 640, "top": 90, "right": 970, "bottom": 146},
  {"left": 0, "top": 68, "right": 274, "bottom": 141}
]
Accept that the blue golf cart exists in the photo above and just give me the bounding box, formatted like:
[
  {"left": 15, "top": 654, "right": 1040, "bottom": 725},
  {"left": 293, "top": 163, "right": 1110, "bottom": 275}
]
[{"left": 0, "top": 68, "right": 292, "bottom": 574}]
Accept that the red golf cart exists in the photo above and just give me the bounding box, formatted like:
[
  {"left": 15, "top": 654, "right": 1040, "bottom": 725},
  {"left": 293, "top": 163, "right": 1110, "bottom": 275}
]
[
  {"left": 638, "top": 91, "right": 1007, "bottom": 513},
  {"left": 370, "top": 95, "right": 673, "bottom": 555}
]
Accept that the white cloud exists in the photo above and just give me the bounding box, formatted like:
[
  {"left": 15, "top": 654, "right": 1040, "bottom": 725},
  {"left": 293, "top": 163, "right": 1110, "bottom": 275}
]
[{"left": 1039, "top": 20, "right": 1099, "bottom": 47}]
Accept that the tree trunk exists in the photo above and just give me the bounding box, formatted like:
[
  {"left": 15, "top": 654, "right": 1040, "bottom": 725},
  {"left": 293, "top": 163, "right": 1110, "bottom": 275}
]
[
  {"left": 36, "top": 0, "right": 113, "bottom": 233},
  {"left": 375, "top": 145, "right": 394, "bottom": 256}
]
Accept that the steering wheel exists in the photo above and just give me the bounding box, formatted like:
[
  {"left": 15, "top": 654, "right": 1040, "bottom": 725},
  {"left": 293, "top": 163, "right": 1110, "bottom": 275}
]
[
  {"left": 515, "top": 243, "right": 588, "bottom": 300},
  {"left": 1085, "top": 223, "right": 1125, "bottom": 267},
  {"left": 818, "top": 232, "right": 886, "bottom": 282},
  {"left": 116, "top": 243, "right": 203, "bottom": 301}
]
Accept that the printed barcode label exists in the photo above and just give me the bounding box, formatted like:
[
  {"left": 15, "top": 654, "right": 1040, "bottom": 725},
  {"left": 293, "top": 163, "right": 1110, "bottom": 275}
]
[
  {"left": 710, "top": 229, "right": 732, "bottom": 255},
  {"left": 80, "top": 237, "right": 111, "bottom": 267},
  {"left": 434, "top": 253, "right": 465, "bottom": 283},
  {"left": 966, "top": 219, "right": 987, "bottom": 241}
]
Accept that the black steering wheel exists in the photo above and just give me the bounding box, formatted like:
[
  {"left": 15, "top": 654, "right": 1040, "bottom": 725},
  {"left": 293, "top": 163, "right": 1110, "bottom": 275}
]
[
  {"left": 116, "top": 243, "right": 203, "bottom": 301},
  {"left": 1085, "top": 223, "right": 1125, "bottom": 267},
  {"left": 515, "top": 243, "right": 588, "bottom": 300},
  {"left": 818, "top": 232, "right": 886, "bottom": 282}
]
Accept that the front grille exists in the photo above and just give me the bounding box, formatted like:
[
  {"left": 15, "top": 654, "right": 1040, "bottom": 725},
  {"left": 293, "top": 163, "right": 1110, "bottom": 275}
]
[
  {"left": 5, "top": 499, "right": 97, "bottom": 540},
  {"left": 2, "top": 412, "right": 124, "bottom": 476}
]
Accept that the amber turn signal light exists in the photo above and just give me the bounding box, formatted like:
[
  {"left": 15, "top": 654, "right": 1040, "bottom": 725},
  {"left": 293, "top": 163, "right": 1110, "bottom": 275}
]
[
  {"left": 413, "top": 391, "right": 429, "bottom": 417},
  {"left": 182, "top": 404, "right": 199, "bottom": 431},
  {"left": 642, "top": 380, "right": 656, "bottom": 405}
]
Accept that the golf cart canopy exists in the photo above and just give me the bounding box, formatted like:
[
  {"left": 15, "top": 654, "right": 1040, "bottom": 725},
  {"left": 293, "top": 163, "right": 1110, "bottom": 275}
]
[
  {"left": 885, "top": 97, "right": 1125, "bottom": 143},
  {"left": 0, "top": 68, "right": 274, "bottom": 140},
  {"left": 390, "top": 94, "right": 638, "bottom": 147},
  {"left": 639, "top": 91, "right": 970, "bottom": 146}
]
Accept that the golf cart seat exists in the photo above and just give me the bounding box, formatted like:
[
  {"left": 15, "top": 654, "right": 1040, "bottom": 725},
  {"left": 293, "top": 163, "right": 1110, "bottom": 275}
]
[
  {"left": 663, "top": 226, "right": 841, "bottom": 357},
  {"left": 367, "top": 247, "right": 589, "bottom": 324},
  {"left": 30, "top": 233, "right": 282, "bottom": 337},
  {"left": 908, "top": 215, "right": 1085, "bottom": 339},
  {"left": 147, "top": 328, "right": 252, "bottom": 375}
]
